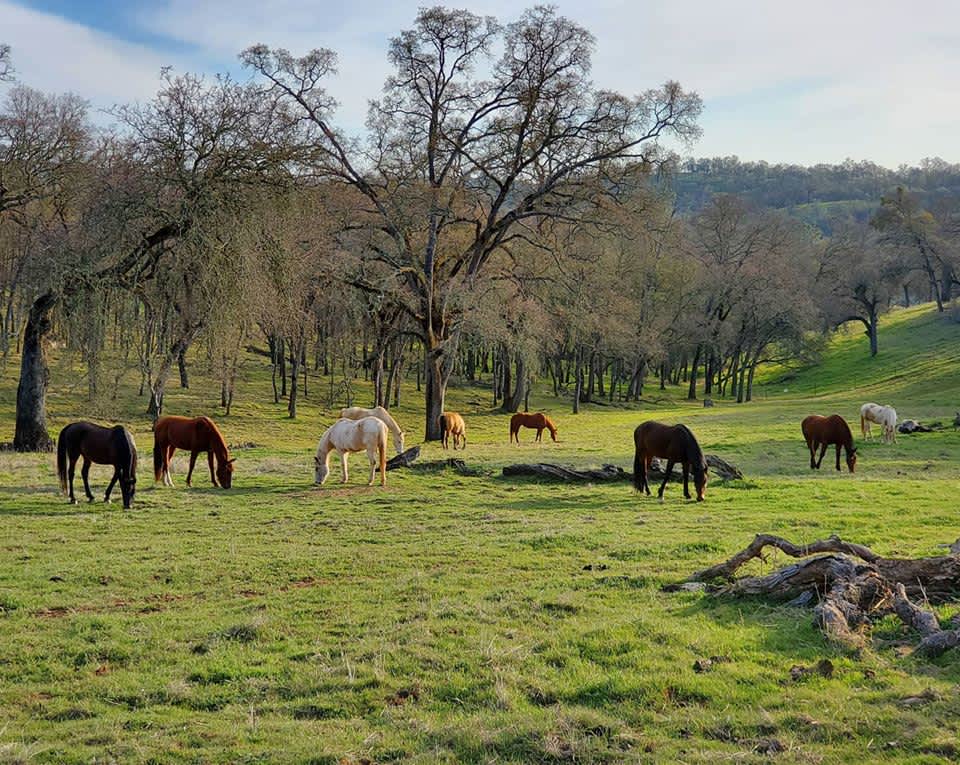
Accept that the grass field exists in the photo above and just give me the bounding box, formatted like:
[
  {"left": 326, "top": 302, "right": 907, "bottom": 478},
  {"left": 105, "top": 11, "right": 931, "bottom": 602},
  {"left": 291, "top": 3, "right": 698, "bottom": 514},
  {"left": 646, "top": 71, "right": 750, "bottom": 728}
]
[{"left": 1, "top": 303, "right": 960, "bottom": 764}]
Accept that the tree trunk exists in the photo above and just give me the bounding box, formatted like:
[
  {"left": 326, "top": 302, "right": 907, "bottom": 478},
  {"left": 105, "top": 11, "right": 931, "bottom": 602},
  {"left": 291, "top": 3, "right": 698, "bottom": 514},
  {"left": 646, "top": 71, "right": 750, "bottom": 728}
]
[
  {"left": 178, "top": 346, "right": 189, "bottom": 388},
  {"left": 503, "top": 353, "right": 526, "bottom": 413},
  {"left": 424, "top": 349, "right": 447, "bottom": 441},
  {"left": 148, "top": 326, "right": 201, "bottom": 420},
  {"left": 572, "top": 347, "right": 583, "bottom": 414},
  {"left": 288, "top": 336, "right": 301, "bottom": 418},
  {"left": 687, "top": 345, "right": 702, "bottom": 400},
  {"left": 868, "top": 309, "right": 879, "bottom": 357},
  {"left": 14, "top": 292, "right": 58, "bottom": 451}
]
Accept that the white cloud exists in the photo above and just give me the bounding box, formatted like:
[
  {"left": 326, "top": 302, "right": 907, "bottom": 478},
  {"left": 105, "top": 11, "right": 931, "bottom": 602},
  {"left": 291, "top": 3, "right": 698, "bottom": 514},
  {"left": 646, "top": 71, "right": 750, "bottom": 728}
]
[
  {"left": 3, "top": 0, "right": 959, "bottom": 165},
  {"left": 0, "top": 0, "right": 175, "bottom": 110}
]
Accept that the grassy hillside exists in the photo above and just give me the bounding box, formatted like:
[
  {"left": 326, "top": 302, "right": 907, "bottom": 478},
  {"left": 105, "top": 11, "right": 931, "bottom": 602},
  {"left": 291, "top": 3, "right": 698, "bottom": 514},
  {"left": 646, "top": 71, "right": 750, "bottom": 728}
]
[{"left": 1, "top": 304, "right": 959, "bottom": 764}]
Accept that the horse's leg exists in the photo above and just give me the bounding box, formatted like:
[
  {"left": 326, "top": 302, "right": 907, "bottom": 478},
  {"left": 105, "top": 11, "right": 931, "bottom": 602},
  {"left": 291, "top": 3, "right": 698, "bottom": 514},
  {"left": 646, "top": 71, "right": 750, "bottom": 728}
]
[
  {"left": 643, "top": 456, "right": 652, "bottom": 495},
  {"left": 340, "top": 452, "right": 349, "bottom": 483},
  {"left": 835, "top": 444, "right": 842, "bottom": 471},
  {"left": 536, "top": 427, "right": 542, "bottom": 442},
  {"left": 682, "top": 463, "right": 691, "bottom": 500},
  {"left": 67, "top": 454, "right": 78, "bottom": 504},
  {"left": 207, "top": 450, "right": 217, "bottom": 487},
  {"left": 658, "top": 460, "right": 675, "bottom": 500},
  {"left": 165, "top": 446, "right": 176, "bottom": 486},
  {"left": 104, "top": 469, "right": 119, "bottom": 503},
  {"left": 816, "top": 442, "right": 827, "bottom": 469},
  {"left": 81, "top": 457, "right": 94, "bottom": 502},
  {"left": 186, "top": 451, "right": 198, "bottom": 487},
  {"left": 366, "top": 446, "right": 376, "bottom": 485}
]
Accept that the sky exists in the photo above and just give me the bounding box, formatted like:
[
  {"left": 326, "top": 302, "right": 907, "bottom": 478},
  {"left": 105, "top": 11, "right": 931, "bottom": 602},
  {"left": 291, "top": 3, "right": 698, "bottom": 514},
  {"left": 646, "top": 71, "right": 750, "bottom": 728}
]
[{"left": 2, "top": 0, "right": 958, "bottom": 168}]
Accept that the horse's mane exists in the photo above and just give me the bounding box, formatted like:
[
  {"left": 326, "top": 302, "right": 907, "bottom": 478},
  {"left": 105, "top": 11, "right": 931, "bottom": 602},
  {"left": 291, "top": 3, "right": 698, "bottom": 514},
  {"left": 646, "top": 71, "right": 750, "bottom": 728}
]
[
  {"left": 542, "top": 414, "right": 557, "bottom": 432},
  {"left": 110, "top": 425, "right": 136, "bottom": 476},
  {"left": 200, "top": 416, "right": 230, "bottom": 459},
  {"left": 675, "top": 424, "right": 706, "bottom": 469}
]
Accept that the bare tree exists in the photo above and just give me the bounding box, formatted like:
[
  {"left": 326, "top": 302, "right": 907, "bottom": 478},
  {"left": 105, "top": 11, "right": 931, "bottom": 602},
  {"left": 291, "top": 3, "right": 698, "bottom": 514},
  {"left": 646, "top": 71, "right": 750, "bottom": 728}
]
[{"left": 243, "top": 5, "right": 700, "bottom": 438}]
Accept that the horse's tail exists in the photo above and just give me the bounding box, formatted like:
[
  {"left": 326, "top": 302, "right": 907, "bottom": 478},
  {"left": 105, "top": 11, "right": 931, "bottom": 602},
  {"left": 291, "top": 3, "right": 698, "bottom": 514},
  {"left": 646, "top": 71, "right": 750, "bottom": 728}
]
[
  {"left": 112, "top": 426, "right": 134, "bottom": 479},
  {"left": 859, "top": 413, "right": 866, "bottom": 438},
  {"left": 632, "top": 429, "right": 644, "bottom": 492},
  {"left": 56, "top": 427, "right": 69, "bottom": 494},
  {"left": 438, "top": 413, "right": 447, "bottom": 435},
  {"left": 153, "top": 426, "right": 165, "bottom": 482}
]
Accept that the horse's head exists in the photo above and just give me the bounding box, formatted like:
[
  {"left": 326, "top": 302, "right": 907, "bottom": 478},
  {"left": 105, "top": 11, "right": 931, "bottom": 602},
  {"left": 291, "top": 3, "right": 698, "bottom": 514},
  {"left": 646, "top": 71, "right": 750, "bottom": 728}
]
[
  {"left": 314, "top": 454, "right": 329, "bottom": 485},
  {"left": 394, "top": 430, "right": 405, "bottom": 455},
  {"left": 846, "top": 448, "right": 857, "bottom": 473},
  {"left": 120, "top": 474, "right": 136, "bottom": 509},
  {"left": 548, "top": 421, "right": 559, "bottom": 442},
  {"left": 694, "top": 461, "right": 708, "bottom": 501},
  {"left": 217, "top": 458, "right": 236, "bottom": 489}
]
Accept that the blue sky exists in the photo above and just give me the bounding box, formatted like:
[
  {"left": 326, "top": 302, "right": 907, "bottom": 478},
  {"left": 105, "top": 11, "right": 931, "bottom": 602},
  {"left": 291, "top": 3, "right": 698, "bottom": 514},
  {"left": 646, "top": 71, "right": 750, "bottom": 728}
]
[{"left": 3, "top": 0, "right": 958, "bottom": 168}]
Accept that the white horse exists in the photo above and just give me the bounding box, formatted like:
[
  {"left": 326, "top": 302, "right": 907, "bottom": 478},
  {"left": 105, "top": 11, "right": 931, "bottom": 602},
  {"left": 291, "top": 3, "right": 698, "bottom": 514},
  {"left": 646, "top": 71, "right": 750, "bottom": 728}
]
[
  {"left": 339, "top": 405, "right": 405, "bottom": 454},
  {"left": 314, "top": 417, "right": 388, "bottom": 487},
  {"left": 860, "top": 402, "right": 898, "bottom": 444}
]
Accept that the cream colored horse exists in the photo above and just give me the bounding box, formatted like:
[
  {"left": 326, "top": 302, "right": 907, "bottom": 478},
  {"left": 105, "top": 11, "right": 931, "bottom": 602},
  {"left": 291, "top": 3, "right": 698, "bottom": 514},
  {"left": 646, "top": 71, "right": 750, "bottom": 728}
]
[
  {"left": 860, "top": 402, "right": 897, "bottom": 444},
  {"left": 340, "top": 405, "right": 405, "bottom": 454},
  {"left": 314, "top": 417, "right": 388, "bottom": 487}
]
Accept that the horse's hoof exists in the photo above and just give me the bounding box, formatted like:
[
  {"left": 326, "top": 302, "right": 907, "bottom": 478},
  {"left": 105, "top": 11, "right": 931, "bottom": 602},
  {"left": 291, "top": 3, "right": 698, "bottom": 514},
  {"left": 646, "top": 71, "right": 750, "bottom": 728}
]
[
  {"left": 658, "top": 496, "right": 664, "bottom": 504},
  {"left": 69, "top": 498, "right": 77, "bottom": 505}
]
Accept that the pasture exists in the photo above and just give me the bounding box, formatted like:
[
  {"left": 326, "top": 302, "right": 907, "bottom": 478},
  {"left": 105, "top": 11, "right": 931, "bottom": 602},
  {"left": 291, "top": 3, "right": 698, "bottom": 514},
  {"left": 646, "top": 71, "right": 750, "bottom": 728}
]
[{"left": 1, "top": 304, "right": 960, "bottom": 764}]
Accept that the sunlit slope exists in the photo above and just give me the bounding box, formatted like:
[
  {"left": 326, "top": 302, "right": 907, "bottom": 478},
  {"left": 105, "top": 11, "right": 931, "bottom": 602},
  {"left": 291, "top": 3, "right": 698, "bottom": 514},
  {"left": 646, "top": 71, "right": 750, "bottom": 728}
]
[{"left": 759, "top": 303, "right": 960, "bottom": 415}]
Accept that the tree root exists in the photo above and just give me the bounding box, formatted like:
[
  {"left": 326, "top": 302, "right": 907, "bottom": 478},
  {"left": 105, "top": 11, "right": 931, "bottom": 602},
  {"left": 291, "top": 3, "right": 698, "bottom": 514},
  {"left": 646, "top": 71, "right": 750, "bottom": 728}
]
[{"left": 674, "top": 534, "right": 960, "bottom": 656}]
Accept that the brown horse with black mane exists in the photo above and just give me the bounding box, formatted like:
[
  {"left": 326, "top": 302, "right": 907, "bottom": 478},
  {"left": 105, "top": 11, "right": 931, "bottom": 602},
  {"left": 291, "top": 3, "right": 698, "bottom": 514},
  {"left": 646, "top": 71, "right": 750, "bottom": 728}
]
[
  {"left": 57, "top": 422, "right": 138, "bottom": 509},
  {"left": 802, "top": 414, "right": 857, "bottom": 472},
  {"left": 633, "top": 421, "right": 708, "bottom": 501},
  {"left": 510, "top": 412, "right": 558, "bottom": 443},
  {"left": 154, "top": 416, "right": 235, "bottom": 488}
]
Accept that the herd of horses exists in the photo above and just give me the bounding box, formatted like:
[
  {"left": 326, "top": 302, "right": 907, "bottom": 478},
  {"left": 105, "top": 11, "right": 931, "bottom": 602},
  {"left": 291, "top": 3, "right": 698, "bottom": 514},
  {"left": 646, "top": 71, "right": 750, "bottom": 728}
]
[{"left": 55, "top": 398, "right": 901, "bottom": 509}]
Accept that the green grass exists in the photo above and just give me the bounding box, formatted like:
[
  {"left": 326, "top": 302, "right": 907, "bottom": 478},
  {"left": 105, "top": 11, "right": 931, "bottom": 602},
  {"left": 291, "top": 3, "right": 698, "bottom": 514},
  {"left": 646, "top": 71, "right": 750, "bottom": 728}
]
[{"left": 1, "top": 303, "right": 960, "bottom": 763}]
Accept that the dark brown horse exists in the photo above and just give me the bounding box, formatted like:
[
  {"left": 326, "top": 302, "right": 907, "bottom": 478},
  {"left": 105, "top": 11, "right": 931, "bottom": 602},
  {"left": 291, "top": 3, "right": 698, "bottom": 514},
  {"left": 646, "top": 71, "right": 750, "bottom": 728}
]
[
  {"left": 153, "top": 416, "right": 235, "bottom": 488},
  {"left": 57, "top": 422, "right": 138, "bottom": 509},
  {"left": 510, "top": 412, "right": 558, "bottom": 443},
  {"left": 633, "top": 421, "right": 707, "bottom": 501},
  {"left": 802, "top": 414, "right": 857, "bottom": 472}
]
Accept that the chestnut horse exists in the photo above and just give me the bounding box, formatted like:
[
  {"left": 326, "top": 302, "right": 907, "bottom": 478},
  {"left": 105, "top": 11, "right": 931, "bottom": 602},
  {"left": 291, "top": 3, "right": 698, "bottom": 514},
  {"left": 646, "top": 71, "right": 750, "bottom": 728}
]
[
  {"left": 802, "top": 414, "right": 857, "bottom": 472},
  {"left": 57, "top": 422, "right": 138, "bottom": 509},
  {"left": 632, "top": 421, "right": 707, "bottom": 501},
  {"left": 154, "top": 416, "right": 235, "bottom": 488},
  {"left": 509, "top": 412, "right": 558, "bottom": 443},
  {"left": 438, "top": 412, "right": 467, "bottom": 450}
]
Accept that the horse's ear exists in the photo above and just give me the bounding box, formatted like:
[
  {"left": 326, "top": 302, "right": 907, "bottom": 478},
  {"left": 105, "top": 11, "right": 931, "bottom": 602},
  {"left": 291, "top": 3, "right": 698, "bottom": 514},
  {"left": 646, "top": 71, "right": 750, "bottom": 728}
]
[{"left": 228, "top": 458, "right": 237, "bottom": 464}]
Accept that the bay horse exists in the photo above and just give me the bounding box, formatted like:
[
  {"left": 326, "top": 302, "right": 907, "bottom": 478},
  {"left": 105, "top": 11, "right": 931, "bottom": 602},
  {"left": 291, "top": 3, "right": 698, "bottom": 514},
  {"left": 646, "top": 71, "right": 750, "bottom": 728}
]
[
  {"left": 633, "top": 421, "right": 707, "bottom": 501},
  {"left": 509, "top": 412, "right": 558, "bottom": 443},
  {"left": 438, "top": 412, "right": 467, "bottom": 450},
  {"left": 57, "top": 422, "right": 138, "bottom": 509},
  {"left": 153, "top": 416, "right": 235, "bottom": 488},
  {"left": 860, "top": 402, "right": 897, "bottom": 444},
  {"left": 340, "top": 405, "right": 405, "bottom": 454},
  {"left": 802, "top": 414, "right": 857, "bottom": 472},
  {"left": 314, "top": 417, "right": 387, "bottom": 487}
]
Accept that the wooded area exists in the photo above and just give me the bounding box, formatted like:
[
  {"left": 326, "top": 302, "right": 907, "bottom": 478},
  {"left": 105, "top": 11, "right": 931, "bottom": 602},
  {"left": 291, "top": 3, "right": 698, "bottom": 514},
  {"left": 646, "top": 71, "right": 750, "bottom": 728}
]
[{"left": 2, "top": 15, "right": 960, "bottom": 450}]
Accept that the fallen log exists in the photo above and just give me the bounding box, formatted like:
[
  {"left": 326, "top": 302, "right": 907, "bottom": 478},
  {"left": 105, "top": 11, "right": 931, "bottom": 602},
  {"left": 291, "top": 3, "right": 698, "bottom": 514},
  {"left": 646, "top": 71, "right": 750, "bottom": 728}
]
[
  {"left": 672, "top": 533, "right": 960, "bottom": 655},
  {"left": 501, "top": 454, "right": 743, "bottom": 483},
  {"left": 385, "top": 446, "right": 421, "bottom": 470}
]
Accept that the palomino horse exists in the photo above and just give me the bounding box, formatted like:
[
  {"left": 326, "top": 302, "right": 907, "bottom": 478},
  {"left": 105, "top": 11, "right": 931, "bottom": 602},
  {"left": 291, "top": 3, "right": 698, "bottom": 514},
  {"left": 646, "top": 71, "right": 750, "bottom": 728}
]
[
  {"left": 509, "top": 412, "right": 558, "bottom": 443},
  {"left": 802, "top": 414, "right": 857, "bottom": 472},
  {"left": 340, "top": 405, "right": 405, "bottom": 454},
  {"left": 632, "top": 421, "right": 707, "bottom": 501},
  {"left": 153, "top": 416, "right": 235, "bottom": 488},
  {"left": 438, "top": 412, "right": 467, "bottom": 450},
  {"left": 57, "top": 422, "right": 138, "bottom": 509},
  {"left": 314, "top": 417, "right": 387, "bottom": 487},
  {"left": 860, "top": 402, "right": 897, "bottom": 444}
]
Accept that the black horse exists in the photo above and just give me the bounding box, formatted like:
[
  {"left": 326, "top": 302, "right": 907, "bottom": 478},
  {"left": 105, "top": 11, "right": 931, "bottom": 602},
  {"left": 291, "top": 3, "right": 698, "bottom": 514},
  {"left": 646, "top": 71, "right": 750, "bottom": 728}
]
[
  {"left": 633, "top": 421, "right": 708, "bottom": 501},
  {"left": 57, "top": 422, "right": 138, "bottom": 509}
]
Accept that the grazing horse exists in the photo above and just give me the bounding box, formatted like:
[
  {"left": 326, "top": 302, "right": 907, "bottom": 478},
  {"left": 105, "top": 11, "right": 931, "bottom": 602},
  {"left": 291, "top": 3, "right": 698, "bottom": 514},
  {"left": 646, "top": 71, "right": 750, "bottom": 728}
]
[
  {"left": 860, "top": 402, "right": 897, "bottom": 444},
  {"left": 314, "top": 417, "right": 387, "bottom": 487},
  {"left": 632, "top": 421, "right": 707, "bottom": 501},
  {"left": 509, "top": 412, "right": 558, "bottom": 443},
  {"left": 438, "top": 412, "right": 467, "bottom": 450},
  {"left": 57, "top": 422, "right": 137, "bottom": 509},
  {"left": 802, "top": 414, "right": 857, "bottom": 472},
  {"left": 340, "top": 405, "right": 405, "bottom": 454},
  {"left": 153, "top": 416, "right": 235, "bottom": 488}
]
